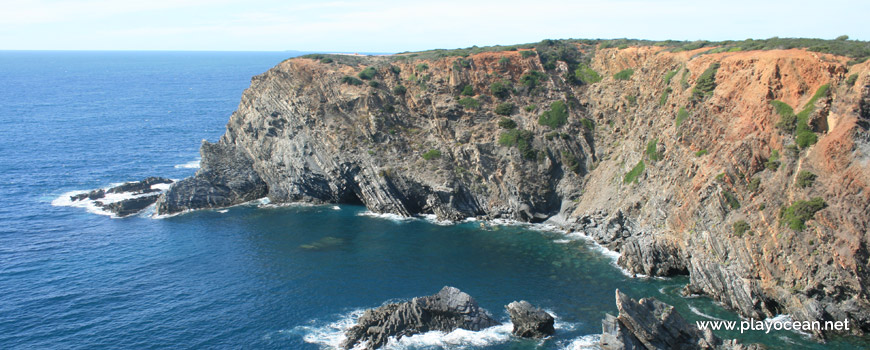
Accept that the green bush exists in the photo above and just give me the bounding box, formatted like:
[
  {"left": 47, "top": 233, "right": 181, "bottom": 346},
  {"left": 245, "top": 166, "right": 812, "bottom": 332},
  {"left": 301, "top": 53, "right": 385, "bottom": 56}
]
[
  {"left": 498, "top": 129, "right": 536, "bottom": 159},
  {"left": 664, "top": 69, "right": 678, "bottom": 85},
  {"left": 645, "top": 138, "right": 661, "bottom": 161},
  {"left": 796, "top": 171, "right": 817, "bottom": 188},
  {"left": 676, "top": 107, "right": 689, "bottom": 127},
  {"left": 498, "top": 117, "right": 517, "bottom": 129},
  {"left": 358, "top": 67, "right": 377, "bottom": 80},
  {"left": 521, "top": 50, "right": 536, "bottom": 58},
  {"left": 695, "top": 149, "right": 708, "bottom": 157},
  {"left": 524, "top": 104, "right": 537, "bottom": 112},
  {"left": 613, "top": 69, "right": 634, "bottom": 80},
  {"left": 490, "top": 81, "right": 512, "bottom": 99},
  {"left": 562, "top": 152, "right": 581, "bottom": 174},
  {"left": 796, "top": 130, "right": 818, "bottom": 148},
  {"left": 341, "top": 76, "right": 364, "bottom": 86},
  {"left": 846, "top": 74, "right": 858, "bottom": 86},
  {"left": 765, "top": 150, "right": 781, "bottom": 171},
  {"left": 390, "top": 65, "right": 401, "bottom": 74},
  {"left": 321, "top": 58, "right": 333, "bottom": 64},
  {"left": 692, "top": 62, "right": 720, "bottom": 100},
  {"left": 723, "top": 191, "right": 740, "bottom": 209},
  {"left": 499, "top": 57, "right": 510, "bottom": 65},
  {"left": 495, "top": 103, "right": 514, "bottom": 116},
  {"left": 623, "top": 160, "right": 646, "bottom": 184},
  {"left": 458, "top": 97, "right": 480, "bottom": 109},
  {"left": 660, "top": 87, "right": 672, "bottom": 106},
  {"left": 680, "top": 69, "right": 690, "bottom": 89},
  {"left": 575, "top": 64, "right": 602, "bottom": 84},
  {"left": 779, "top": 197, "right": 827, "bottom": 231},
  {"left": 461, "top": 85, "right": 474, "bottom": 96},
  {"left": 772, "top": 100, "right": 797, "bottom": 132},
  {"left": 422, "top": 149, "right": 442, "bottom": 160},
  {"left": 626, "top": 95, "right": 637, "bottom": 106},
  {"left": 520, "top": 70, "right": 546, "bottom": 88},
  {"left": 392, "top": 85, "right": 407, "bottom": 95},
  {"left": 733, "top": 220, "right": 750, "bottom": 237},
  {"left": 748, "top": 177, "right": 760, "bottom": 191},
  {"left": 580, "top": 118, "right": 595, "bottom": 130},
  {"left": 368, "top": 81, "right": 380, "bottom": 88},
  {"left": 538, "top": 101, "right": 568, "bottom": 128},
  {"left": 416, "top": 63, "right": 429, "bottom": 71}
]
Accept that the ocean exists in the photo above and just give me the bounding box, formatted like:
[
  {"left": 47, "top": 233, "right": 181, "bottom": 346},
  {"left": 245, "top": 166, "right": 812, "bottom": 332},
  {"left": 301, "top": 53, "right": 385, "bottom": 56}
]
[{"left": 0, "top": 51, "right": 863, "bottom": 349}]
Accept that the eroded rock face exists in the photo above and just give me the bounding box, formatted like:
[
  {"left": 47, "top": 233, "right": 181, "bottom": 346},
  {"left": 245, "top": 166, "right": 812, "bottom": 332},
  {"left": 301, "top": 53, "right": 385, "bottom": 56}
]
[
  {"left": 600, "top": 290, "right": 764, "bottom": 350},
  {"left": 153, "top": 45, "right": 870, "bottom": 337},
  {"left": 505, "top": 300, "right": 555, "bottom": 338},
  {"left": 340, "top": 286, "right": 500, "bottom": 350}
]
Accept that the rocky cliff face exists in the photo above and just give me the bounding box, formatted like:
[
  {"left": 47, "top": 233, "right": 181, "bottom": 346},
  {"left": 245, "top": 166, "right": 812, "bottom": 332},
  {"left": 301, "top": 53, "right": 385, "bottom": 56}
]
[{"left": 156, "top": 43, "right": 870, "bottom": 338}]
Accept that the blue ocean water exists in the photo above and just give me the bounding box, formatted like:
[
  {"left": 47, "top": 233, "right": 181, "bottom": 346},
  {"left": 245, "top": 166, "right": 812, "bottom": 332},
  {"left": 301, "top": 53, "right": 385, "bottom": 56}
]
[{"left": 0, "top": 51, "right": 865, "bottom": 349}]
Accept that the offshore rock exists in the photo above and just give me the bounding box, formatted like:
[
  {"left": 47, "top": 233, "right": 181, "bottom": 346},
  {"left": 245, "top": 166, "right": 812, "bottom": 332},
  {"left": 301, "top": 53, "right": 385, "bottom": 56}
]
[
  {"left": 600, "top": 290, "right": 764, "bottom": 350},
  {"left": 340, "top": 286, "right": 500, "bottom": 350},
  {"left": 70, "top": 177, "right": 174, "bottom": 217},
  {"left": 505, "top": 300, "right": 555, "bottom": 338}
]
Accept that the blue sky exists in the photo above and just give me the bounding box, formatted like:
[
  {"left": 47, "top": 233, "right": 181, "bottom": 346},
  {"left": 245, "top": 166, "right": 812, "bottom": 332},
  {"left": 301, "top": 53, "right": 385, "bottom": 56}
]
[{"left": 2, "top": 0, "right": 868, "bottom": 52}]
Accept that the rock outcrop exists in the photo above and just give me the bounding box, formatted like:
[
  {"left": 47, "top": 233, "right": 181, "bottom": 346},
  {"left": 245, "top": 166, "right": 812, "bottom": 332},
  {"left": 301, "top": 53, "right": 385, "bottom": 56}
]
[
  {"left": 600, "top": 290, "right": 764, "bottom": 350},
  {"left": 69, "top": 177, "right": 173, "bottom": 217},
  {"left": 152, "top": 41, "right": 870, "bottom": 337},
  {"left": 505, "top": 300, "right": 555, "bottom": 338},
  {"left": 340, "top": 286, "right": 500, "bottom": 350}
]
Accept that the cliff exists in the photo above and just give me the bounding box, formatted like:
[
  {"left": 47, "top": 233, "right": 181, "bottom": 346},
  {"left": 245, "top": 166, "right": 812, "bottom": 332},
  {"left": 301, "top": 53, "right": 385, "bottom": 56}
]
[{"left": 154, "top": 40, "right": 870, "bottom": 338}]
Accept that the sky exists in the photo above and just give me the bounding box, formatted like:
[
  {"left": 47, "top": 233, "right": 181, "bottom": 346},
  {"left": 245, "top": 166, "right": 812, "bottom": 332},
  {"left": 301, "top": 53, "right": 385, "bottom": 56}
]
[{"left": 2, "top": 0, "right": 868, "bottom": 52}]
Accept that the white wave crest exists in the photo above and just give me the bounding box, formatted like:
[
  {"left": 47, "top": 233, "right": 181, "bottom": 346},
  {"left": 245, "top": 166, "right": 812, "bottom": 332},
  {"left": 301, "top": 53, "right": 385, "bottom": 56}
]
[
  {"left": 688, "top": 305, "right": 726, "bottom": 321},
  {"left": 52, "top": 181, "right": 174, "bottom": 218},
  {"left": 419, "top": 214, "right": 454, "bottom": 226},
  {"left": 357, "top": 211, "right": 414, "bottom": 222},
  {"left": 382, "top": 323, "right": 513, "bottom": 349},
  {"left": 559, "top": 334, "right": 601, "bottom": 349},
  {"left": 174, "top": 159, "right": 201, "bottom": 169}
]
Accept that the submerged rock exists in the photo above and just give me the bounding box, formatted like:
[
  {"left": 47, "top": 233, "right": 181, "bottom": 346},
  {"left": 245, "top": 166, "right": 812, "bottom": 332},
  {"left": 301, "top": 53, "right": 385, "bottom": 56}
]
[
  {"left": 600, "top": 289, "right": 764, "bottom": 350},
  {"left": 505, "top": 300, "right": 555, "bottom": 338},
  {"left": 340, "top": 286, "right": 500, "bottom": 350}
]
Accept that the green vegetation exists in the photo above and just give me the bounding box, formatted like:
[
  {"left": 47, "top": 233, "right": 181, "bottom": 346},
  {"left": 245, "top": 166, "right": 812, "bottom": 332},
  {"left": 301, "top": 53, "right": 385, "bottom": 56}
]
[
  {"left": 321, "top": 57, "right": 333, "bottom": 64},
  {"left": 498, "top": 57, "right": 510, "bottom": 65},
  {"left": 664, "top": 69, "right": 678, "bottom": 85},
  {"left": 659, "top": 87, "right": 672, "bottom": 106},
  {"left": 580, "top": 118, "right": 595, "bottom": 130},
  {"left": 390, "top": 65, "right": 401, "bottom": 74},
  {"left": 626, "top": 95, "right": 637, "bottom": 106},
  {"left": 765, "top": 150, "right": 781, "bottom": 171},
  {"left": 490, "top": 81, "right": 512, "bottom": 99},
  {"left": 623, "top": 160, "right": 646, "bottom": 184},
  {"left": 392, "top": 85, "right": 407, "bottom": 95},
  {"left": 341, "top": 76, "right": 364, "bottom": 86},
  {"left": 676, "top": 107, "right": 689, "bottom": 127},
  {"left": 613, "top": 69, "right": 634, "bottom": 80},
  {"left": 574, "top": 64, "right": 602, "bottom": 84},
  {"left": 455, "top": 58, "right": 471, "bottom": 69},
  {"left": 416, "top": 63, "right": 429, "bottom": 71},
  {"left": 520, "top": 50, "right": 536, "bottom": 58},
  {"left": 733, "top": 220, "right": 750, "bottom": 237},
  {"left": 520, "top": 70, "right": 546, "bottom": 88},
  {"left": 796, "top": 171, "right": 817, "bottom": 188},
  {"left": 679, "top": 69, "right": 690, "bottom": 89},
  {"left": 495, "top": 103, "right": 515, "bottom": 116},
  {"left": 358, "top": 67, "right": 377, "bottom": 80},
  {"left": 846, "top": 73, "right": 858, "bottom": 86},
  {"left": 773, "top": 84, "right": 829, "bottom": 148},
  {"left": 645, "top": 138, "right": 662, "bottom": 161},
  {"left": 772, "top": 100, "right": 796, "bottom": 131},
  {"left": 779, "top": 197, "right": 827, "bottom": 231},
  {"left": 723, "top": 191, "right": 741, "bottom": 210},
  {"left": 461, "top": 85, "right": 474, "bottom": 96},
  {"left": 368, "top": 81, "right": 379, "bottom": 88},
  {"left": 538, "top": 101, "right": 569, "bottom": 128},
  {"left": 561, "top": 152, "right": 581, "bottom": 174},
  {"left": 524, "top": 104, "right": 537, "bottom": 112},
  {"left": 692, "top": 62, "right": 720, "bottom": 100},
  {"left": 498, "top": 129, "right": 536, "bottom": 159},
  {"left": 422, "top": 149, "right": 442, "bottom": 160},
  {"left": 498, "top": 117, "right": 517, "bottom": 129},
  {"left": 458, "top": 97, "right": 480, "bottom": 109},
  {"left": 748, "top": 177, "right": 761, "bottom": 191},
  {"left": 695, "top": 149, "right": 708, "bottom": 157}
]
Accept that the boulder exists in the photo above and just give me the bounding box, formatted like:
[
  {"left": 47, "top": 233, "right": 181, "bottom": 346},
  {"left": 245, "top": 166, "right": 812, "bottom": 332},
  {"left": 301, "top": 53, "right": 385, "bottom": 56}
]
[
  {"left": 505, "top": 300, "right": 555, "bottom": 338},
  {"left": 340, "top": 286, "right": 500, "bottom": 350}
]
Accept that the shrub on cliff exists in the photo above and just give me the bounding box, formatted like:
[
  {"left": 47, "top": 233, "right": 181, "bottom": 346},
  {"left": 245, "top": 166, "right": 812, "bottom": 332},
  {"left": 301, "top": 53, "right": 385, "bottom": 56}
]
[
  {"left": 846, "top": 74, "right": 858, "bottom": 86},
  {"left": 613, "top": 69, "right": 634, "bottom": 81},
  {"left": 765, "top": 150, "right": 781, "bottom": 171},
  {"left": 498, "top": 129, "right": 536, "bottom": 159},
  {"left": 561, "top": 152, "right": 581, "bottom": 174},
  {"left": 392, "top": 85, "right": 407, "bottom": 95},
  {"left": 645, "top": 138, "right": 662, "bottom": 161},
  {"left": 358, "top": 67, "right": 377, "bottom": 80},
  {"left": 733, "top": 220, "right": 750, "bottom": 237},
  {"left": 390, "top": 65, "right": 401, "bottom": 74},
  {"left": 538, "top": 101, "right": 568, "bottom": 128},
  {"left": 723, "top": 191, "right": 740, "bottom": 210},
  {"left": 623, "top": 160, "right": 645, "bottom": 184},
  {"left": 520, "top": 70, "right": 546, "bottom": 89},
  {"left": 341, "top": 76, "right": 364, "bottom": 86},
  {"left": 458, "top": 97, "right": 480, "bottom": 109},
  {"left": 676, "top": 107, "right": 689, "bottom": 127},
  {"left": 498, "top": 117, "right": 517, "bottom": 129},
  {"left": 422, "top": 149, "right": 442, "bottom": 160},
  {"left": 416, "top": 63, "right": 429, "bottom": 71},
  {"left": 520, "top": 50, "right": 536, "bottom": 58},
  {"left": 779, "top": 197, "right": 827, "bottom": 231},
  {"left": 796, "top": 171, "right": 817, "bottom": 188},
  {"left": 461, "top": 85, "right": 474, "bottom": 96},
  {"left": 495, "top": 103, "right": 514, "bottom": 116},
  {"left": 692, "top": 62, "right": 720, "bottom": 100},
  {"left": 574, "top": 64, "right": 602, "bottom": 84},
  {"left": 490, "top": 81, "right": 512, "bottom": 99}
]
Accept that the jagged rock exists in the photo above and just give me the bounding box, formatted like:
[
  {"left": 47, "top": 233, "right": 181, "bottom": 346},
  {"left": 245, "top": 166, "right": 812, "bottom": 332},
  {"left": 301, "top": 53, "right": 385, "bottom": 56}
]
[
  {"left": 70, "top": 188, "right": 105, "bottom": 201},
  {"left": 99, "top": 194, "right": 161, "bottom": 217},
  {"left": 340, "top": 286, "right": 500, "bottom": 350},
  {"left": 156, "top": 141, "right": 267, "bottom": 214},
  {"left": 106, "top": 177, "right": 173, "bottom": 194},
  {"left": 69, "top": 177, "right": 175, "bottom": 217},
  {"left": 505, "top": 300, "right": 555, "bottom": 338},
  {"left": 618, "top": 236, "right": 688, "bottom": 277},
  {"left": 600, "top": 290, "right": 764, "bottom": 350}
]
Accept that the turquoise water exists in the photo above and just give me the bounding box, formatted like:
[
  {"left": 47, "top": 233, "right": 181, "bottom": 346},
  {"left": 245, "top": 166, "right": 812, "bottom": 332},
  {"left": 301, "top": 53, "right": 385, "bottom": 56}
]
[{"left": 0, "top": 51, "right": 865, "bottom": 349}]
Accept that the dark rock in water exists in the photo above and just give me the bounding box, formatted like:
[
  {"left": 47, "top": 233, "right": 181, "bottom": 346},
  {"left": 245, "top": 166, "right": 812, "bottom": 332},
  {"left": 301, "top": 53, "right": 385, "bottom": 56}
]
[
  {"left": 107, "top": 177, "right": 173, "bottom": 194},
  {"left": 99, "top": 194, "right": 161, "bottom": 217},
  {"left": 299, "top": 236, "right": 345, "bottom": 250},
  {"left": 156, "top": 141, "right": 267, "bottom": 215},
  {"left": 70, "top": 188, "right": 106, "bottom": 201},
  {"left": 505, "top": 300, "right": 555, "bottom": 338},
  {"left": 600, "top": 290, "right": 764, "bottom": 350},
  {"left": 341, "top": 286, "right": 500, "bottom": 350}
]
